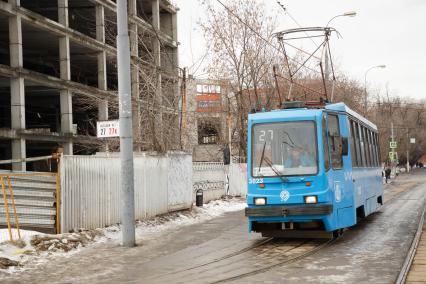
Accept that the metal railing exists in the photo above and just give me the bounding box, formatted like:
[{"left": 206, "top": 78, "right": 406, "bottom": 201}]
[{"left": 0, "top": 175, "right": 21, "bottom": 241}]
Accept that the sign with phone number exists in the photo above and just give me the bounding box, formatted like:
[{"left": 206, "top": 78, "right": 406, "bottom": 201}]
[{"left": 97, "top": 120, "right": 119, "bottom": 138}]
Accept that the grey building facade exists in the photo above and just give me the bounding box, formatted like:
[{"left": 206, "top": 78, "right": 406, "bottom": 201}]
[{"left": 0, "top": 0, "right": 179, "bottom": 170}]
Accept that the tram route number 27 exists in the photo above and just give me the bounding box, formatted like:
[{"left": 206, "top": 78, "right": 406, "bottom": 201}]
[
  {"left": 97, "top": 120, "right": 120, "bottom": 138},
  {"left": 258, "top": 130, "right": 273, "bottom": 142}
]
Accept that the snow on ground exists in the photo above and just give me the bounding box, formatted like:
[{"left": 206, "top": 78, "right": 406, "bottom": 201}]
[
  {"left": 0, "top": 197, "right": 246, "bottom": 272},
  {"left": 103, "top": 197, "right": 247, "bottom": 242}
]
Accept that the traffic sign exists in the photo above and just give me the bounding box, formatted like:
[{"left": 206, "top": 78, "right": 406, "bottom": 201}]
[
  {"left": 390, "top": 141, "right": 397, "bottom": 149},
  {"left": 97, "top": 120, "right": 120, "bottom": 138},
  {"left": 388, "top": 152, "right": 397, "bottom": 161},
  {"left": 410, "top": 138, "right": 416, "bottom": 144}
]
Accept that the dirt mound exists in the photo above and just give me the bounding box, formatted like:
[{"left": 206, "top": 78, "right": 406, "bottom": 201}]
[
  {"left": 30, "top": 229, "right": 104, "bottom": 252},
  {"left": 0, "top": 257, "right": 19, "bottom": 269}
]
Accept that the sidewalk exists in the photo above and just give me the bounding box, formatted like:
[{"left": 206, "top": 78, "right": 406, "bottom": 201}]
[{"left": 406, "top": 213, "right": 426, "bottom": 283}]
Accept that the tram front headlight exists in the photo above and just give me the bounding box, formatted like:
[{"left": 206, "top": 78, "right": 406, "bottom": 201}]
[
  {"left": 254, "top": 197, "right": 267, "bottom": 206},
  {"left": 304, "top": 195, "right": 317, "bottom": 204}
]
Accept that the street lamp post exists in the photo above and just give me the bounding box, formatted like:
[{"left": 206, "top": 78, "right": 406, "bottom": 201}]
[
  {"left": 364, "top": 65, "right": 386, "bottom": 114},
  {"left": 324, "top": 11, "right": 356, "bottom": 101},
  {"left": 326, "top": 11, "right": 357, "bottom": 28}
]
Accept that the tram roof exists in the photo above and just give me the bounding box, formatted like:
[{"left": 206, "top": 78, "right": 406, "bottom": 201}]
[
  {"left": 248, "top": 108, "right": 322, "bottom": 122},
  {"left": 325, "top": 103, "right": 378, "bottom": 131},
  {"left": 248, "top": 102, "right": 377, "bottom": 131}
]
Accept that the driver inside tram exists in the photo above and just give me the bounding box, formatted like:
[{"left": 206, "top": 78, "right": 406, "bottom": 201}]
[{"left": 284, "top": 146, "right": 315, "bottom": 168}]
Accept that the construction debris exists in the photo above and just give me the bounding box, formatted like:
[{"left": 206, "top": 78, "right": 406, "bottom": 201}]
[
  {"left": 0, "top": 257, "right": 19, "bottom": 269},
  {"left": 30, "top": 230, "right": 104, "bottom": 253}
]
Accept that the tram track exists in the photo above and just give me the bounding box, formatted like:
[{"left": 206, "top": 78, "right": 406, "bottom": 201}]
[
  {"left": 203, "top": 179, "right": 419, "bottom": 283},
  {"left": 147, "top": 238, "right": 332, "bottom": 284},
  {"left": 395, "top": 206, "right": 426, "bottom": 284},
  {"left": 150, "top": 177, "right": 421, "bottom": 284},
  {"left": 210, "top": 238, "right": 335, "bottom": 283},
  {"left": 161, "top": 237, "right": 275, "bottom": 275}
]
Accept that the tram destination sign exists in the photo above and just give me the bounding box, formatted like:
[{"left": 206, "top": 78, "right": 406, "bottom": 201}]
[{"left": 97, "top": 120, "right": 119, "bottom": 138}]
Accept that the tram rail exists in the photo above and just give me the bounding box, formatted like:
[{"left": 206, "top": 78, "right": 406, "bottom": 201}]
[
  {"left": 211, "top": 238, "right": 334, "bottom": 283},
  {"left": 396, "top": 207, "right": 426, "bottom": 284}
]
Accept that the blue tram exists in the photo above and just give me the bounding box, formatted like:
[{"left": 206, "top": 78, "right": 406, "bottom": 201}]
[{"left": 245, "top": 102, "right": 383, "bottom": 238}]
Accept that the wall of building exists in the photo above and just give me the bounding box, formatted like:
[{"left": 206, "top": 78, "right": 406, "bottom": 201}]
[
  {"left": 184, "top": 78, "right": 231, "bottom": 162},
  {"left": 0, "top": 0, "right": 179, "bottom": 170}
]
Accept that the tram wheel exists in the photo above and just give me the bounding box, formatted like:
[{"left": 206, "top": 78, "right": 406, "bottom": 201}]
[{"left": 333, "top": 229, "right": 344, "bottom": 238}]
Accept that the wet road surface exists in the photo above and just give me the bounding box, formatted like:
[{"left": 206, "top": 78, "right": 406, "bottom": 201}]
[{"left": 1, "top": 170, "right": 426, "bottom": 283}]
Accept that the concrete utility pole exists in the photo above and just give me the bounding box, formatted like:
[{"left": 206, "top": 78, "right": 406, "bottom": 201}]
[
  {"left": 117, "top": 0, "right": 135, "bottom": 247},
  {"left": 406, "top": 128, "right": 410, "bottom": 173},
  {"left": 390, "top": 121, "right": 397, "bottom": 168}
]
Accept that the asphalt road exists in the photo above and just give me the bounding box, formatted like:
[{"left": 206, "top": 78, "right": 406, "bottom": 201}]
[{"left": 2, "top": 169, "right": 426, "bottom": 284}]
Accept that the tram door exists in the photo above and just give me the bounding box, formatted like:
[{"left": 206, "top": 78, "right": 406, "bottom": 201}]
[{"left": 326, "top": 113, "right": 355, "bottom": 228}]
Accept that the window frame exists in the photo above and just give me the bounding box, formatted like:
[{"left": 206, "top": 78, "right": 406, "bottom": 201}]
[
  {"left": 350, "top": 120, "right": 359, "bottom": 167},
  {"left": 322, "top": 115, "right": 331, "bottom": 172},
  {"left": 250, "top": 120, "right": 319, "bottom": 178},
  {"left": 327, "top": 114, "right": 343, "bottom": 170}
]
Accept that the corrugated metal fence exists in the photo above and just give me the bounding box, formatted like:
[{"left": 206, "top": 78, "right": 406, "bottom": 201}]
[
  {"left": 0, "top": 173, "right": 58, "bottom": 233},
  {"left": 60, "top": 153, "right": 192, "bottom": 232}
]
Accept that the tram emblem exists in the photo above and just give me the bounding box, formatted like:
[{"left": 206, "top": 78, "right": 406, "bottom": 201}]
[{"left": 280, "top": 190, "right": 290, "bottom": 202}]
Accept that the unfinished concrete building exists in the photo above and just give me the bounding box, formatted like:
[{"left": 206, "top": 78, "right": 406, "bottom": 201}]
[{"left": 0, "top": 0, "right": 179, "bottom": 171}]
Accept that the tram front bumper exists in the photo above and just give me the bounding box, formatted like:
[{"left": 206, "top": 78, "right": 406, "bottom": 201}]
[{"left": 245, "top": 204, "right": 333, "bottom": 217}]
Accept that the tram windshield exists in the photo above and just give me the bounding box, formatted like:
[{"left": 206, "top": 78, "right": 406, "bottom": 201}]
[{"left": 252, "top": 121, "right": 318, "bottom": 177}]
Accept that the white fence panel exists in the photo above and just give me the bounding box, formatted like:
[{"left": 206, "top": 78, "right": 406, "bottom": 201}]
[
  {"left": 168, "top": 153, "right": 193, "bottom": 211},
  {"left": 60, "top": 153, "right": 192, "bottom": 232},
  {"left": 229, "top": 163, "right": 247, "bottom": 197},
  {"left": 192, "top": 162, "right": 225, "bottom": 203}
]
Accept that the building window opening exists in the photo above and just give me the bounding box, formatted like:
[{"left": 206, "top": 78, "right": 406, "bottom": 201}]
[{"left": 198, "top": 123, "right": 220, "bottom": 145}]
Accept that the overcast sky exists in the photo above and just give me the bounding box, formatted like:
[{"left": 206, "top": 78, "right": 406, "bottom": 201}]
[{"left": 175, "top": 0, "right": 426, "bottom": 100}]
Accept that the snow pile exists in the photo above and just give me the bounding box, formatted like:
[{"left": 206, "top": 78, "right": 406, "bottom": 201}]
[
  {"left": 0, "top": 228, "right": 104, "bottom": 271},
  {"left": 104, "top": 197, "right": 246, "bottom": 241},
  {"left": 30, "top": 229, "right": 103, "bottom": 252}
]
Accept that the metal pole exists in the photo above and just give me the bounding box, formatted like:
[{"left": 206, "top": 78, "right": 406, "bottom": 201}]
[
  {"left": 324, "top": 48, "right": 330, "bottom": 81},
  {"left": 391, "top": 121, "right": 395, "bottom": 171},
  {"left": 117, "top": 0, "right": 135, "bottom": 247},
  {"left": 407, "top": 128, "right": 410, "bottom": 173},
  {"left": 364, "top": 71, "right": 368, "bottom": 114},
  {"left": 324, "top": 47, "right": 333, "bottom": 102}
]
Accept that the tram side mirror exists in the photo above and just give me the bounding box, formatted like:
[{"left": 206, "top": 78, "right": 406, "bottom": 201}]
[{"left": 341, "top": 137, "right": 349, "bottom": 156}]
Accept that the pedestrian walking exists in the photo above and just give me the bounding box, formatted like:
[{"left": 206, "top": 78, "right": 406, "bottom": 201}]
[{"left": 385, "top": 167, "right": 391, "bottom": 183}]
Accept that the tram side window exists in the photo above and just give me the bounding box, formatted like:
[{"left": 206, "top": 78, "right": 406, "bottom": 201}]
[
  {"left": 359, "top": 124, "right": 366, "bottom": 167},
  {"left": 349, "top": 120, "right": 357, "bottom": 167},
  {"left": 354, "top": 122, "right": 361, "bottom": 167},
  {"left": 327, "top": 114, "right": 343, "bottom": 169},
  {"left": 374, "top": 133, "right": 380, "bottom": 166},
  {"left": 364, "top": 127, "right": 371, "bottom": 167},
  {"left": 322, "top": 116, "right": 330, "bottom": 171},
  {"left": 366, "top": 129, "right": 372, "bottom": 167},
  {"left": 371, "top": 131, "right": 377, "bottom": 166}
]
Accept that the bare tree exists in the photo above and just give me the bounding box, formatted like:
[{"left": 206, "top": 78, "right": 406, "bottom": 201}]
[{"left": 200, "top": 0, "right": 279, "bottom": 160}]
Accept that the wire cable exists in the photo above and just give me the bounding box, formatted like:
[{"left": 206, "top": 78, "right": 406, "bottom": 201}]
[{"left": 214, "top": 0, "right": 322, "bottom": 75}]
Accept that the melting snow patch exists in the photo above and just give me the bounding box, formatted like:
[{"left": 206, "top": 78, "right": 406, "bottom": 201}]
[
  {"left": 0, "top": 228, "right": 104, "bottom": 274},
  {"left": 103, "top": 197, "right": 247, "bottom": 242}
]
